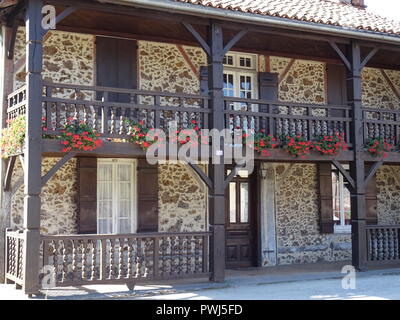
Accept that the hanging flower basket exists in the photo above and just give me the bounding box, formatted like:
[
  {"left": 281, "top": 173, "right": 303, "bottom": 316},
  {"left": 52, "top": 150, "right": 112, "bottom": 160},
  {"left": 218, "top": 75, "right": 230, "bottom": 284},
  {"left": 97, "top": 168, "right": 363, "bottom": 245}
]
[{"left": 247, "top": 130, "right": 278, "bottom": 157}]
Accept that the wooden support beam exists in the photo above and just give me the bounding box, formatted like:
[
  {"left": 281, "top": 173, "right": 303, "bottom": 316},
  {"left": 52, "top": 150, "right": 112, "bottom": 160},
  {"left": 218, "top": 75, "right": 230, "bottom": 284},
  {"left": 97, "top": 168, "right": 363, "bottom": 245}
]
[
  {"left": 364, "top": 160, "right": 383, "bottom": 186},
  {"left": 188, "top": 163, "right": 213, "bottom": 190},
  {"left": 18, "top": 154, "right": 24, "bottom": 173},
  {"left": 6, "top": 20, "right": 17, "bottom": 59},
  {"left": 3, "top": 156, "right": 16, "bottom": 191},
  {"left": 222, "top": 29, "right": 248, "bottom": 56},
  {"left": 347, "top": 40, "right": 368, "bottom": 271},
  {"left": 361, "top": 46, "right": 379, "bottom": 69},
  {"left": 182, "top": 23, "right": 210, "bottom": 56},
  {"left": 332, "top": 160, "right": 355, "bottom": 192},
  {"left": 42, "top": 6, "right": 77, "bottom": 36},
  {"left": 329, "top": 41, "right": 351, "bottom": 71},
  {"left": 176, "top": 44, "right": 199, "bottom": 77},
  {"left": 22, "top": 0, "right": 43, "bottom": 295},
  {"left": 41, "top": 152, "right": 76, "bottom": 187},
  {"left": 224, "top": 162, "right": 245, "bottom": 188},
  {"left": 278, "top": 59, "right": 296, "bottom": 85},
  {"left": 380, "top": 70, "right": 400, "bottom": 101}
]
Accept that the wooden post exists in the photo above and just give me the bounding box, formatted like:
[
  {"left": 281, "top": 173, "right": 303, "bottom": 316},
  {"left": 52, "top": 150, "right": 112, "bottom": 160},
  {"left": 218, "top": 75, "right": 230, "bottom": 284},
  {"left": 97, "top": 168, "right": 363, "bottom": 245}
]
[
  {"left": 207, "top": 22, "right": 225, "bottom": 282},
  {"left": 347, "top": 40, "right": 367, "bottom": 270},
  {"left": 0, "top": 25, "right": 15, "bottom": 283},
  {"left": 22, "top": 0, "right": 43, "bottom": 295}
]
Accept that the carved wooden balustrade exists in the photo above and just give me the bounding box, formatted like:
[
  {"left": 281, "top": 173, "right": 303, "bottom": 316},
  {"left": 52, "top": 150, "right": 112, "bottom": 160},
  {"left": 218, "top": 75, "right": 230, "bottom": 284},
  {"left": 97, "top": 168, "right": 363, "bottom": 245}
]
[
  {"left": 224, "top": 97, "right": 353, "bottom": 144},
  {"left": 6, "top": 85, "right": 27, "bottom": 122},
  {"left": 39, "top": 232, "right": 210, "bottom": 287},
  {"left": 41, "top": 82, "right": 210, "bottom": 139},
  {"left": 5, "top": 83, "right": 400, "bottom": 152},
  {"left": 363, "top": 108, "right": 400, "bottom": 145},
  {"left": 5, "top": 229, "right": 24, "bottom": 286},
  {"left": 366, "top": 225, "right": 400, "bottom": 263}
]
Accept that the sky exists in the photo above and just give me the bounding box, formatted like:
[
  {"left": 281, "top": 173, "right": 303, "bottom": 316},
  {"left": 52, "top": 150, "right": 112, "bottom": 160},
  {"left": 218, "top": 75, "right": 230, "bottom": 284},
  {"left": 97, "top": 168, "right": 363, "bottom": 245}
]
[{"left": 365, "top": 0, "right": 400, "bottom": 21}]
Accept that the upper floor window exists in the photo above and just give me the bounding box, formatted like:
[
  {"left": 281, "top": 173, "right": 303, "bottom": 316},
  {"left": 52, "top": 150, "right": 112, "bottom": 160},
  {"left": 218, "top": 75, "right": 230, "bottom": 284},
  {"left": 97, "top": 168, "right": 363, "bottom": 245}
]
[{"left": 332, "top": 165, "right": 351, "bottom": 233}]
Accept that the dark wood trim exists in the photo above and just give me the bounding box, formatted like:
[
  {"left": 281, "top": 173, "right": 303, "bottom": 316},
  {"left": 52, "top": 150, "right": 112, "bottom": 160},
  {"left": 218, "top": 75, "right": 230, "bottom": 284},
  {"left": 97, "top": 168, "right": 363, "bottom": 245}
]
[
  {"left": 182, "top": 23, "right": 210, "bottom": 56},
  {"left": 329, "top": 41, "right": 351, "bottom": 71},
  {"left": 222, "top": 29, "right": 248, "bottom": 56},
  {"left": 364, "top": 160, "right": 383, "bottom": 186},
  {"left": 40, "top": 152, "right": 76, "bottom": 187},
  {"left": 3, "top": 156, "right": 16, "bottom": 191},
  {"left": 360, "top": 46, "right": 380, "bottom": 69},
  {"left": 188, "top": 163, "right": 213, "bottom": 190},
  {"left": 176, "top": 44, "right": 199, "bottom": 77},
  {"left": 332, "top": 159, "right": 355, "bottom": 192},
  {"left": 278, "top": 58, "right": 296, "bottom": 84},
  {"left": 380, "top": 69, "right": 400, "bottom": 101},
  {"left": 224, "top": 163, "right": 245, "bottom": 188},
  {"left": 42, "top": 6, "right": 77, "bottom": 36}
]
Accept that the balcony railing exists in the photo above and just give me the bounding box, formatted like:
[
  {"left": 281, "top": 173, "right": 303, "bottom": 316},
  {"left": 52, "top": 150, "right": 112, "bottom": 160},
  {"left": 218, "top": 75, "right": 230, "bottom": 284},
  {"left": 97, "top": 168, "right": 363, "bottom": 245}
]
[
  {"left": 40, "top": 232, "right": 210, "bottom": 287},
  {"left": 5, "top": 83, "right": 400, "bottom": 150},
  {"left": 5, "top": 229, "right": 24, "bottom": 286},
  {"left": 366, "top": 225, "right": 400, "bottom": 263}
]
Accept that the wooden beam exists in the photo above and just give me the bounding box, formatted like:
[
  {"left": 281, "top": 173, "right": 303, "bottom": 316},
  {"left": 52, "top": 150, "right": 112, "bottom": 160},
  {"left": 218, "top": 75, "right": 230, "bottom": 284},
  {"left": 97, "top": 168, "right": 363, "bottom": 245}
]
[
  {"left": 361, "top": 46, "right": 380, "bottom": 69},
  {"left": 222, "top": 29, "right": 248, "bottom": 56},
  {"left": 42, "top": 6, "right": 77, "bottom": 36},
  {"left": 332, "top": 160, "right": 355, "bottom": 192},
  {"left": 182, "top": 23, "right": 210, "bottom": 56},
  {"left": 329, "top": 41, "right": 351, "bottom": 71},
  {"left": 380, "top": 70, "right": 400, "bottom": 101},
  {"left": 176, "top": 44, "right": 199, "bottom": 78},
  {"left": 223, "top": 163, "right": 245, "bottom": 188},
  {"left": 41, "top": 152, "right": 76, "bottom": 188},
  {"left": 6, "top": 20, "right": 17, "bottom": 59},
  {"left": 3, "top": 156, "right": 16, "bottom": 191},
  {"left": 278, "top": 59, "right": 296, "bottom": 85},
  {"left": 188, "top": 163, "right": 213, "bottom": 190},
  {"left": 364, "top": 160, "right": 383, "bottom": 186}
]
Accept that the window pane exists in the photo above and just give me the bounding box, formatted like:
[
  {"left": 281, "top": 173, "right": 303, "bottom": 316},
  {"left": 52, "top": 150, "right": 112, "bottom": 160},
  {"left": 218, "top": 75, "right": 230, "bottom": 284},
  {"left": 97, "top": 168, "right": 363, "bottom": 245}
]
[
  {"left": 240, "top": 183, "right": 249, "bottom": 223},
  {"left": 98, "top": 163, "right": 112, "bottom": 181},
  {"left": 118, "top": 218, "right": 131, "bottom": 234},
  {"left": 224, "top": 73, "right": 235, "bottom": 97},
  {"left": 98, "top": 218, "right": 112, "bottom": 234},
  {"left": 229, "top": 183, "right": 236, "bottom": 223}
]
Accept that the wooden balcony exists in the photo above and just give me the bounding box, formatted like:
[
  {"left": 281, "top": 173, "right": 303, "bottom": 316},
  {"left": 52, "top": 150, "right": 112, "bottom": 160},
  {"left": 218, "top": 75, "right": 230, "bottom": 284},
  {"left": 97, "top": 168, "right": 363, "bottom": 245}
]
[
  {"left": 6, "top": 82, "right": 400, "bottom": 162},
  {"left": 6, "top": 229, "right": 210, "bottom": 288}
]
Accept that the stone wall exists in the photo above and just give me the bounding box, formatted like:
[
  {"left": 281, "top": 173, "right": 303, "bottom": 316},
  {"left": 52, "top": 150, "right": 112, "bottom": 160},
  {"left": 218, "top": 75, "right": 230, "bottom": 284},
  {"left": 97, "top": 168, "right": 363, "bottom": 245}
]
[
  {"left": 274, "top": 163, "right": 352, "bottom": 265},
  {"left": 10, "top": 158, "right": 78, "bottom": 235},
  {"left": 376, "top": 165, "right": 400, "bottom": 225}
]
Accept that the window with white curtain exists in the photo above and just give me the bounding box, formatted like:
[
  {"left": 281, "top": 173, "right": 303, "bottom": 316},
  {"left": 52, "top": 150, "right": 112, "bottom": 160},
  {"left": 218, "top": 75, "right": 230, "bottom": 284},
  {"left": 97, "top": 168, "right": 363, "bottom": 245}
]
[{"left": 97, "top": 159, "right": 137, "bottom": 234}]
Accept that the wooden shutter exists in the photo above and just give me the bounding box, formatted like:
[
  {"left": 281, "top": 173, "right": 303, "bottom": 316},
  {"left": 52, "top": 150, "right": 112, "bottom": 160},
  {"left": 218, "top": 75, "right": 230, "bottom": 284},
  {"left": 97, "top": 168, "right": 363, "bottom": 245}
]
[
  {"left": 77, "top": 158, "right": 97, "bottom": 234},
  {"left": 137, "top": 159, "right": 159, "bottom": 232},
  {"left": 318, "top": 163, "right": 334, "bottom": 234},
  {"left": 365, "top": 164, "right": 378, "bottom": 225},
  {"left": 96, "top": 37, "right": 138, "bottom": 103},
  {"left": 258, "top": 72, "right": 278, "bottom": 132},
  {"left": 326, "top": 63, "right": 347, "bottom": 117}
]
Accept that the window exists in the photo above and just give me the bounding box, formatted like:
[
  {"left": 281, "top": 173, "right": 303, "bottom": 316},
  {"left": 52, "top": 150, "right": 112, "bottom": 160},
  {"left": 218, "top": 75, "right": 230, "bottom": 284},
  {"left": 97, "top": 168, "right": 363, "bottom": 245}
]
[
  {"left": 332, "top": 165, "right": 351, "bottom": 233},
  {"left": 97, "top": 159, "right": 137, "bottom": 234},
  {"left": 223, "top": 52, "right": 258, "bottom": 130},
  {"left": 227, "top": 169, "right": 250, "bottom": 224}
]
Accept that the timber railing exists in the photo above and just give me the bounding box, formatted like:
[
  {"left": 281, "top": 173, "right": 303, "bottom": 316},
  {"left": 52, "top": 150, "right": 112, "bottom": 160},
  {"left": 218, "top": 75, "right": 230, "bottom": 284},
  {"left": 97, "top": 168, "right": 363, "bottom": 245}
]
[
  {"left": 224, "top": 97, "right": 353, "bottom": 145},
  {"left": 5, "top": 229, "right": 24, "bottom": 286},
  {"left": 41, "top": 82, "right": 210, "bottom": 138},
  {"left": 6, "top": 85, "right": 27, "bottom": 122},
  {"left": 362, "top": 108, "right": 400, "bottom": 146},
  {"left": 5, "top": 83, "right": 400, "bottom": 148},
  {"left": 366, "top": 225, "right": 400, "bottom": 263},
  {"left": 39, "top": 231, "right": 210, "bottom": 287}
]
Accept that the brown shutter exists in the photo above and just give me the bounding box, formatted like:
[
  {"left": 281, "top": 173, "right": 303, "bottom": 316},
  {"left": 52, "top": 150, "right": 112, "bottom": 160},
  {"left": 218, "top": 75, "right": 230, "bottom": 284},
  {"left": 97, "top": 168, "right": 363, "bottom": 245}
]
[
  {"left": 258, "top": 72, "right": 279, "bottom": 132},
  {"left": 318, "top": 163, "right": 334, "bottom": 234},
  {"left": 137, "top": 159, "right": 159, "bottom": 232},
  {"left": 365, "top": 164, "right": 378, "bottom": 225},
  {"left": 326, "top": 63, "right": 347, "bottom": 117},
  {"left": 77, "top": 157, "right": 97, "bottom": 234}
]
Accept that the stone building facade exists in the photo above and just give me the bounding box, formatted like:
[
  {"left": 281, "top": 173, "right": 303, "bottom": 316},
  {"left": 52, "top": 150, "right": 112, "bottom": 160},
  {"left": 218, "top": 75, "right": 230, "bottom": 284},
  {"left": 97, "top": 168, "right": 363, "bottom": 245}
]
[{"left": 8, "top": 28, "right": 400, "bottom": 266}]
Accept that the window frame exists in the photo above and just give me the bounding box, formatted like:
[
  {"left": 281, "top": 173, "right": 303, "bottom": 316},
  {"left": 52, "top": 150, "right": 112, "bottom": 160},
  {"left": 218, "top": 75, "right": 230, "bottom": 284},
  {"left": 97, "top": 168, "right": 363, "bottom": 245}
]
[
  {"left": 97, "top": 158, "right": 138, "bottom": 235},
  {"left": 332, "top": 166, "right": 351, "bottom": 234}
]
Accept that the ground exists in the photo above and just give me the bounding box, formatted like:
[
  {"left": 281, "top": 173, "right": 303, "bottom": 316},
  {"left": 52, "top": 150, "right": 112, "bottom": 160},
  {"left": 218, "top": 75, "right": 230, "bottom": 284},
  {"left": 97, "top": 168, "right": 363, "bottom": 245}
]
[{"left": 1, "top": 262, "right": 400, "bottom": 300}]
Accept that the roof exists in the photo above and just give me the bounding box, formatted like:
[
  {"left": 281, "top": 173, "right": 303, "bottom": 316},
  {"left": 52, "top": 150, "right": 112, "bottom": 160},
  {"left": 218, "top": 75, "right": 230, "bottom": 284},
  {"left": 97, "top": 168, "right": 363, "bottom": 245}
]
[{"left": 174, "top": 0, "right": 400, "bottom": 36}]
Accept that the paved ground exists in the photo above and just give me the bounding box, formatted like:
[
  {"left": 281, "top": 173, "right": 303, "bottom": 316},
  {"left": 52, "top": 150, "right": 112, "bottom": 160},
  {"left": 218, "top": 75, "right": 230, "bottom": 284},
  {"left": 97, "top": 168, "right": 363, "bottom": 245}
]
[{"left": 1, "top": 262, "right": 400, "bottom": 300}]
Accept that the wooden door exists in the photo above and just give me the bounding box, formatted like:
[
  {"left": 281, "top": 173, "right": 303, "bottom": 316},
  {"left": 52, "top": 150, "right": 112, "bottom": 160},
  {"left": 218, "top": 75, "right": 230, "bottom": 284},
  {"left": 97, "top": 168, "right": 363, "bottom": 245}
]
[{"left": 225, "top": 169, "right": 256, "bottom": 268}]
